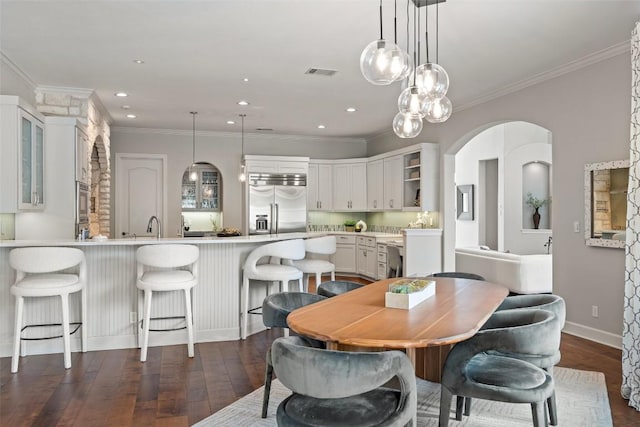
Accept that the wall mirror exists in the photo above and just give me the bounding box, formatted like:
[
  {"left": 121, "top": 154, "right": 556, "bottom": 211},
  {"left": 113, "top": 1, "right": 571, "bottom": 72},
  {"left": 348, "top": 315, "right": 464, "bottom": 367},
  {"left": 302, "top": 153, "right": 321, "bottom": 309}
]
[{"left": 584, "top": 159, "right": 629, "bottom": 248}]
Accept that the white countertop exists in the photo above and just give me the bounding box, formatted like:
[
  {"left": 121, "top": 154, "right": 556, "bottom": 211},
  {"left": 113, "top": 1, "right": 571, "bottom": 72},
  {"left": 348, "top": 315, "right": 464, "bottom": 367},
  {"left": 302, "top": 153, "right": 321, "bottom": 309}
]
[{"left": 0, "top": 231, "right": 402, "bottom": 247}]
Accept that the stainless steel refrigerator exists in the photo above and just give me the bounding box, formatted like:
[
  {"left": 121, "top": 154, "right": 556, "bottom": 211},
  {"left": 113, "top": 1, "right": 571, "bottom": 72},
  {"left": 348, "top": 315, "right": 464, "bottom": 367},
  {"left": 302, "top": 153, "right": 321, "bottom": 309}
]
[{"left": 248, "top": 173, "right": 307, "bottom": 235}]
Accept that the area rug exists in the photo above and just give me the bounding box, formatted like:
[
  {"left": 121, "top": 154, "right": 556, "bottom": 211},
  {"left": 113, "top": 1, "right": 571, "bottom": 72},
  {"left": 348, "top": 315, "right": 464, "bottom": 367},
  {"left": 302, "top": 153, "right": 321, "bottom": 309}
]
[{"left": 194, "top": 367, "right": 612, "bottom": 426}]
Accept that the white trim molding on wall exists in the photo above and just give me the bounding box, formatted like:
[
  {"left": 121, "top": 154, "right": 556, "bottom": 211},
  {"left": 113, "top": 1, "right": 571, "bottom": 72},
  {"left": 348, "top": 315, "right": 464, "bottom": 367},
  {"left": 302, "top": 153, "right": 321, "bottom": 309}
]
[{"left": 563, "top": 321, "right": 622, "bottom": 349}]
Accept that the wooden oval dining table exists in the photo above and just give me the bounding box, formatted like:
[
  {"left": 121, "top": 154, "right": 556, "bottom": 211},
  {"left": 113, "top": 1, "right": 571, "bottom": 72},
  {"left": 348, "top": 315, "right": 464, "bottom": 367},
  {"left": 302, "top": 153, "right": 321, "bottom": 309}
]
[{"left": 287, "top": 277, "right": 509, "bottom": 382}]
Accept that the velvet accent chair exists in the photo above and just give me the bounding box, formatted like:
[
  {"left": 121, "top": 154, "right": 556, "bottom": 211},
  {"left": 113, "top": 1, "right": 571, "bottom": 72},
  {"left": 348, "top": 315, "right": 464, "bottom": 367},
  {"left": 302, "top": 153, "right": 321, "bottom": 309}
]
[
  {"left": 439, "top": 309, "right": 560, "bottom": 427},
  {"left": 261, "top": 292, "right": 327, "bottom": 418},
  {"left": 288, "top": 236, "right": 337, "bottom": 292},
  {"left": 316, "top": 280, "right": 364, "bottom": 297},
  {"left": 428, "top": 272, "right": 485, "bottom": 281},
  {"left": 271, "top": 336, "right": 417, "bottom": 426}
]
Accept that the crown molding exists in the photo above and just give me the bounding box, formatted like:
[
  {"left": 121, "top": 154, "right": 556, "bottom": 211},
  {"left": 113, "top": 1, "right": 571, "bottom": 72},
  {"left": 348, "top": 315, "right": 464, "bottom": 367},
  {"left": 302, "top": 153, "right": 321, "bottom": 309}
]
[
  {"left": 36, "top": 85, "right": 94, "bottom": 98},
  {"left": 0, "top": 51, "right": 37, "bottom": 90},
  {"left": 111, "top": 126, "right": 367, "bottom": 144},
  {"left": 89, "top": 92, "right": 114, "bottom": 125},
  {"left": 455, "top": 40, "right": 631, "bottom": 112}
]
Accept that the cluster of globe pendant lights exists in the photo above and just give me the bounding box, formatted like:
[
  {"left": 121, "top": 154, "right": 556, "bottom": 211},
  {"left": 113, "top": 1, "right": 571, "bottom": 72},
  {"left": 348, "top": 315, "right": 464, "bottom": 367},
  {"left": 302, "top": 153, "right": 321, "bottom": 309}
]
[{"left": 360, "top": 0, "right": 452, "bottom": 138}]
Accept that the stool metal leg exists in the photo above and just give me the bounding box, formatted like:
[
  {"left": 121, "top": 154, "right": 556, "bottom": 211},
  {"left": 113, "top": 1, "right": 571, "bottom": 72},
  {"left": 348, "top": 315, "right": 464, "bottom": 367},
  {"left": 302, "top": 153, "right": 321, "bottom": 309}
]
[
  {"left": 241, "top": 275, "right": 250, "bottom": 340},
  {"left": 330, "top": 271, "right": 335, "bottom": 281},
  {"left": 11, "top": 296, "right": 24, "bottom": 373},
  {"left": 61, "top": 293, "right": 71, "bottom": 369},
  {"left": 81, "top": 287, "right": 87, "bottom": 353},
  {"left": 184, "top": 288, "right": 194, "bottom": 357},
  {"left": 314, "top": 272, "right": 321, "bottom": 289},
  {"left": 141, "top": 289, "right": 153, "bottom": 362}
]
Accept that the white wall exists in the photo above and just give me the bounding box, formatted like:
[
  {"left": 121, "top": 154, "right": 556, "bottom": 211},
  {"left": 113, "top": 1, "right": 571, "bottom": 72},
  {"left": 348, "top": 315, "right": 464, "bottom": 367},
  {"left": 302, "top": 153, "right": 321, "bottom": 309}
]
[
  {"left": 367, "top": 50, "right": 631, "bottom": 346},
  {"left": 109, "top": 128, "right": 367, "bottom": 237}
]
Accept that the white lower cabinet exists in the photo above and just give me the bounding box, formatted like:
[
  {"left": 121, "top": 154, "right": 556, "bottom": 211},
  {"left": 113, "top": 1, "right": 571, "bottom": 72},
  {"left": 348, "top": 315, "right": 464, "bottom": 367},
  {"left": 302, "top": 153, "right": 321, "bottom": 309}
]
[
  {"left": 377, "top": 244, "right": 388, "bottom": 279},
  {"left": 333, "top": 234, "right": 357, "bottom": 273},
  {"left": 356, "top": 236, "right": 377, "bottom": 279}
]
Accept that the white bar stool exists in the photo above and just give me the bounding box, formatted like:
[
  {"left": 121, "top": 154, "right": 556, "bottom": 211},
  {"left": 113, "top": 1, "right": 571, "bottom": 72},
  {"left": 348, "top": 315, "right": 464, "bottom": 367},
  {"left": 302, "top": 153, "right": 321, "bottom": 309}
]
[
  {"left": 9, "top": 247, "right": 87, "bottom": 373},
  {"left": 136, "top": 244, "right": 199, "bottom": 362},
  {"left": 241, "top": 239, "right": 305, "bottom": 340},
  {"left": 289, "top": 236, "right": 336, "bottom": 292}
]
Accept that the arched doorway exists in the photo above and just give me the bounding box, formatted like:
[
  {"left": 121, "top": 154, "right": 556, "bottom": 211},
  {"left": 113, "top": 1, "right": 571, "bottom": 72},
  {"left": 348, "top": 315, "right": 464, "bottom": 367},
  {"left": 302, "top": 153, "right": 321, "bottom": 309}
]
[
  {"left": 443, "top": 121, "right": 552, "bottom": 267},
  {"left": 89, "top": 136, "right": 111, "bottom": 237}
]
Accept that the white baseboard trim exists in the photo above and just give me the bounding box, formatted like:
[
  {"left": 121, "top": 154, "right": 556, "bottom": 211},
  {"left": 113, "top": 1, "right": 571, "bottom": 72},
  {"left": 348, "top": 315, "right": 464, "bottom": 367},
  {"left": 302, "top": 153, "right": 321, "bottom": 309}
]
[{"left": 563, "top": 321, "right": 622, "bottom": 349}]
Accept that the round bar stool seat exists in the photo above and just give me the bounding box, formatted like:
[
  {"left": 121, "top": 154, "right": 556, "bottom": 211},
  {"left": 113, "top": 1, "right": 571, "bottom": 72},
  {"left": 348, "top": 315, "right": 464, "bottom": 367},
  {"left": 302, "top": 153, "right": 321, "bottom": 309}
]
[
  {"left": 241, "top": 239, "right": 305, "bottom": 339},
  {"left": 9, "top": 247, "right": 87, "bottom": 373},
  {"left": 289, "top": 236, "right": 336, "bottom": 292},
  {"left": 136, "top": 244, "right": 199, "bottom": 362},
  {"left": 317, "top": 280, "right": 364, "bottom": 298}
]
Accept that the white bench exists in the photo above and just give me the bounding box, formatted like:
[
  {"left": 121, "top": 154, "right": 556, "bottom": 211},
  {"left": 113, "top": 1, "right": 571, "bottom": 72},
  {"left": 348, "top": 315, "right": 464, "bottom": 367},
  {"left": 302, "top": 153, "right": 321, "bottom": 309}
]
[{"left": 455, "top": 247, "right": 552, "bottom": 294}]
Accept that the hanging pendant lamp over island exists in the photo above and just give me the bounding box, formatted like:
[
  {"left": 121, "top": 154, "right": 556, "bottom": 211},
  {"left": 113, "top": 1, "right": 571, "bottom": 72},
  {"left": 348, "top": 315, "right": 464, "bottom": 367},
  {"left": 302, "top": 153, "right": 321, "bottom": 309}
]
[
  {"left": 189, "top": 111, "right": 198, "bottom": 181},
  {"left": 238, "top": 114, "right": 247, "bottom": 182},
  {"left": 360, "top": 0, "right": 451, "bottom": 138}
]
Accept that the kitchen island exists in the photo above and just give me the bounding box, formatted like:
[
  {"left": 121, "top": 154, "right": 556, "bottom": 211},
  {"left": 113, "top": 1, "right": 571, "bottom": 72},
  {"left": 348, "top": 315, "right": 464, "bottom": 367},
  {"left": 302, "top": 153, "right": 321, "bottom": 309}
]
[{"left": 0, "top": 232, "right": 398, "bottom": 358}]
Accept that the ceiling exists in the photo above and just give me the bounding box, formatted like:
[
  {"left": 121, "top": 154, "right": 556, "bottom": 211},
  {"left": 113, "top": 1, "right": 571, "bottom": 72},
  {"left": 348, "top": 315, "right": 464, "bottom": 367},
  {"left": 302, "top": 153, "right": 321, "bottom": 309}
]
[{"left": 1, "top": 0, "right": 638, "bottom": 139}]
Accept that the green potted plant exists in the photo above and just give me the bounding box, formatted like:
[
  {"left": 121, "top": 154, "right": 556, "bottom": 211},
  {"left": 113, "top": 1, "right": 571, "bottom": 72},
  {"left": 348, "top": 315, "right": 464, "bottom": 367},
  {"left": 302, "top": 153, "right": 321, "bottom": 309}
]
[
  {"left": 526, "top": 193, "right": 550, "bottom": 229},
  {"left": 344, "top": 219, "right": 357, "bottom": 232}
]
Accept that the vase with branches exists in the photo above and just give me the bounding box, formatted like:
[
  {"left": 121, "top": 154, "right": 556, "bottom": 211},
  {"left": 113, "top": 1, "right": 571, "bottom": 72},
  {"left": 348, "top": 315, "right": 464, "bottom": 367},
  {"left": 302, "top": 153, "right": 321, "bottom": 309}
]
[{"left": 526, "top": 193, "right": 550, "bottom": 229}]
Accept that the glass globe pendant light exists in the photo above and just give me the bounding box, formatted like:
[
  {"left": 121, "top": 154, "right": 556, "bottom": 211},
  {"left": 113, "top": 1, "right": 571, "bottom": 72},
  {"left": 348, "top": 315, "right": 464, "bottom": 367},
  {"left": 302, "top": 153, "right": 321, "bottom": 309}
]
[
  {"left": 415, "top": 62, "right": 449, "bottom": 99},
  {"left": 189, "top": 112, "right": 198, "bottom": 181},
  {"left": 424, "top": 96, "right": 452, "bottom": 123},
  {"left": 360, "top": 0, "right": 404, "bottom": 85},
  {"left": 392, "top": 111, "right": 423, "bottom": 138},
  {"left": 398, "top": 85, "right": 427, "bottom": 117}
]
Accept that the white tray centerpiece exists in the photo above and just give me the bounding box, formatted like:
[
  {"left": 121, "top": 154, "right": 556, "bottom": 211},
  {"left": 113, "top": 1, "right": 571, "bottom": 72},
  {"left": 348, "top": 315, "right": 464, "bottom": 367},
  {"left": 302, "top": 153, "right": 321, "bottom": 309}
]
[{"left": 385, "top": 278, "right": 436, "bottom": 310}]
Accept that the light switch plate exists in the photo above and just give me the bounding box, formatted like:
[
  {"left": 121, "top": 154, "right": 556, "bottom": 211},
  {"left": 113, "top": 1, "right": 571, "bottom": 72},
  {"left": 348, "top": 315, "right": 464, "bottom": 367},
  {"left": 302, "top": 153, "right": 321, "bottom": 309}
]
[{"left": 573, "top": 221, "right": 580, "bottom": 233}]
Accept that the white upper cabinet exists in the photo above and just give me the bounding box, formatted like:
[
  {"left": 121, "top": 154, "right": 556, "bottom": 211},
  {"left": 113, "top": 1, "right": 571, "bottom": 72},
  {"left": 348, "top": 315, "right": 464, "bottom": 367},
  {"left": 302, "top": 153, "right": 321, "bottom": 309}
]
[
  {"left": 1, "top": 96, "right": 46, "bottom": 212},
  {"left": 76, "top": 127, "right": 89, "bottom": 185},
  {"left": 244, "top": 155, "right": 309, "bottom": 175},
  {"left": 367, "top": 159, "right": 384, "bottom": 211},
  {"left": 402, "top": 144, "right": 439, "bottom": 211},
  {"left": 333, "top": 160, "right": 367, "bottom": 211},
  {"left": 383, "top": 155, "right": 403, "bottom": 210},
  {"left": 308, "top": 161, "right": 333, "bottom": 211}
]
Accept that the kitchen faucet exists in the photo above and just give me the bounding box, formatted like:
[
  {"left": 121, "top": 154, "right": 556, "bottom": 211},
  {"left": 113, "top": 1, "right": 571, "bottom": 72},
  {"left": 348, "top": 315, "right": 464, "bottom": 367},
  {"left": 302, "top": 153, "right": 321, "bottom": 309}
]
[
  {"left": 544, "top": 236, "right": 552, "bottom": 254},
  {"left": 147, "top": 216, "right": 162, "bottom": 239}
]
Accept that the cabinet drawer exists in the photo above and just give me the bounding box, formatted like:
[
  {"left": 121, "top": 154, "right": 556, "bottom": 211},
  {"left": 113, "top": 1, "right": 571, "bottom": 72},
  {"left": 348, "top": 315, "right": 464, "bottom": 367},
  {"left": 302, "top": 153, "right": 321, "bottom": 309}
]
[
  {"left": 357, "top": 236, "right": 376, "bottom": 247},
  {"left": 336, "top": 234, "right": 356, "bottom": 244},
  {"left": 378, "top": 262, "right": 387, "bottom": 280},
  {"left": 377, "top": 250, "right": 387, "bottom": 263}
]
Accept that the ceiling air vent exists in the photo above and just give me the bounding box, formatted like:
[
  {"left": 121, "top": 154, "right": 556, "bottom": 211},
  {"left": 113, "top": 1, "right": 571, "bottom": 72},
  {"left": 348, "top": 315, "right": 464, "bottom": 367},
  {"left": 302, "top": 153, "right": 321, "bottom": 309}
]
[{"left": 305, "top": 68, "right": 338, "bottom": 77}]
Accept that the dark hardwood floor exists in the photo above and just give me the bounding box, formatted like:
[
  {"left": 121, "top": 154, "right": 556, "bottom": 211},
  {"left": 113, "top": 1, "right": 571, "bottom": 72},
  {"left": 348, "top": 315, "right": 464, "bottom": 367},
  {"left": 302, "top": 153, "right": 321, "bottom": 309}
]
[{"left": 1, "top": 278, "right": 639, "bottom": 426}]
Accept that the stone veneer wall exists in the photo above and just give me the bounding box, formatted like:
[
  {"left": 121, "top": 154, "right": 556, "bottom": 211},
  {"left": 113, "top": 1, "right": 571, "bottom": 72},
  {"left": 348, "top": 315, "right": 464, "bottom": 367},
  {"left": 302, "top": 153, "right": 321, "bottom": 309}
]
[{"left": 35, "top": 87, "right": 112, "bottom": 237}]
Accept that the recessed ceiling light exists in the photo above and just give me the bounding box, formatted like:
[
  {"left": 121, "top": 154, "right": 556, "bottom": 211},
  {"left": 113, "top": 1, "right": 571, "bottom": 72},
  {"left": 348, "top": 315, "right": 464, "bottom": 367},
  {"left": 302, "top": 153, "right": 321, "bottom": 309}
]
[
  {"left": 243, "top": 78, "right": 249, "bottom": 82},
  {"left": 346, "top": 107, "right": 357, "bottom": 112},
  {"left": 317, "top": 125, "right": 326, "bottom": 129},
  {"left": 133, "top": 59, "right": 144, "bottom": 64},
  {"left": 226, "top": 120, "right": 235, "bottom": 125},
  {"left": 121, "top": 105, "right": 131, "bottom": 110},
  {"left": 237, "top": 100, "right": 250, "bottom": 106},
  {"left": 115, "top": 92, "right": 128, "bottom": 97},
  {"left": 126, "top": 114, "right": 137, "bottom": 118}
]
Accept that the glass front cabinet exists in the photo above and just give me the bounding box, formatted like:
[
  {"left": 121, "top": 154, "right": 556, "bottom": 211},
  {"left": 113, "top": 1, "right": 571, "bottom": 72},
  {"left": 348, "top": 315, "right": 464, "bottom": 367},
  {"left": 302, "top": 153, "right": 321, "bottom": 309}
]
[
  {"left": 19, "top": 110, "right": 45, "bottom": 209},
  {"left": 181, "top": 163, "right": 221, "bottom": 211}
]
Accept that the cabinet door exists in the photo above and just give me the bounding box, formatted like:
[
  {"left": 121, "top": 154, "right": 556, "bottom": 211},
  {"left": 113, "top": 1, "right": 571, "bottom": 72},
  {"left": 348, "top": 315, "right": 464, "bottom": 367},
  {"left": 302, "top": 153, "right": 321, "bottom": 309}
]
[
  {"left": 334, "top": 243, "right": 356, "bottom": 273},
  {"left": 384, "top": 155, "right": 403, "bottom": 210},
  {"left": 307, "top": 163, "right": 319, "bottom": 210},
  {"left": 350, "top": 162, "right": 368, "bottom": 210},
  {"left": 317, "top": 163, "right": 333, "bottom": 210},
  {"left": 18, "top": 110, "right": 45, "bottom": 210},
  {"left": 356, "top": 245, "right": 368, "bottom": 276},
  {"left": 365, "top": 247, "right": 377, "bottom": 278},
  {"left": 76, "top": 128, "right": 89, "bottom": 184},
  {"left": 333, "top": 164, "right": 351, "bottom": 210},
  {"left": 367, "top": 159, "right": 383, "bottom": 210}
]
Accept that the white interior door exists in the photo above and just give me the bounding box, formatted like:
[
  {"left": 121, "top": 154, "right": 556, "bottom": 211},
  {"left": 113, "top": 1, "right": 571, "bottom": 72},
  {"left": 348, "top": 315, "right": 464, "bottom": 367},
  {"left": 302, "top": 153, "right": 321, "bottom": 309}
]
[{"left": 115, "top": 153, "right": 167, "bottom": 238}]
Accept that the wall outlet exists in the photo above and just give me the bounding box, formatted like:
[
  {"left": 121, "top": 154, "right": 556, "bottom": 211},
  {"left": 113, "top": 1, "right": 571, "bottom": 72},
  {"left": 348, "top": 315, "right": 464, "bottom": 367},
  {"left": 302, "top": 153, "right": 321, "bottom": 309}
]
[
  {"left": 573, "top": 221, "right": 580, "bottom": 233},
  {"left": 591, "top": 305, "right": 599, "bottom": 318},
  {"left": 130, "top": 311, "right": 137, "bottom": 324}
]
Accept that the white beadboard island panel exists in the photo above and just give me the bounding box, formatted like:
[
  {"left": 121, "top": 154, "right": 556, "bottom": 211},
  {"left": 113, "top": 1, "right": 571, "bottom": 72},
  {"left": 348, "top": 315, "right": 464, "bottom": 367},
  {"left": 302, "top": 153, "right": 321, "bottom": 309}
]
[{"left": 0, "top": 233, "right": 320, "bottom": 357}]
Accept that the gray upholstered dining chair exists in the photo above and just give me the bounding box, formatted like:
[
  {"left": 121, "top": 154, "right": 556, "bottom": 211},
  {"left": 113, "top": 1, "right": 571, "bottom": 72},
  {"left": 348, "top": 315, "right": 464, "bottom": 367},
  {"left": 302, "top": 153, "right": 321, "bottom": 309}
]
[
  {"left": 428, "top": 271, "right": 485, "bottom": 281},
  {"left": 271, "top": 336, "right": 417, "bottom": 426},
  {"left": 261, "top": 292, "right": 327, "bottom": 418},
  {"left": 439, "top": 308, "right": 560, "bottom": 427},
  {"left": 316, "top": 280, "right": 364, "bottom": 297}
]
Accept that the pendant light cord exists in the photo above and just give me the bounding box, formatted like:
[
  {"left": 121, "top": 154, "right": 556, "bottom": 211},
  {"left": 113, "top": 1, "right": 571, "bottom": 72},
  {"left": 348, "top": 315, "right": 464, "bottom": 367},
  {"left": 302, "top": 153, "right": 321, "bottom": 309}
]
[
  {"left": 425, "top": 1, "right": 429, "bottom": 64},
  {"left": 190, "top": 111, "right": 197, "bottom": 165},
  {"left": 393, "top": 0, "right": 397, "bottom": 44},
  {"left": 436, "top": 0, "right": 439, "bottom": 64},
  {"left": 239, "top": 114, "right": 246, "bottom": 156},
  {"left": 379, "top": 0, "right": 383, "bottom": 40}
]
